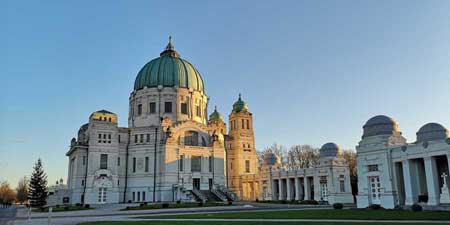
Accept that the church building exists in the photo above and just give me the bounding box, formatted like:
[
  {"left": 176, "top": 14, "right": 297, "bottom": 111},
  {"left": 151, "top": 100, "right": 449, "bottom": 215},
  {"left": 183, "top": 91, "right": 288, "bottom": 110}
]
[{"left": 66, "top": 39, "right": 258, "bottom": 204}]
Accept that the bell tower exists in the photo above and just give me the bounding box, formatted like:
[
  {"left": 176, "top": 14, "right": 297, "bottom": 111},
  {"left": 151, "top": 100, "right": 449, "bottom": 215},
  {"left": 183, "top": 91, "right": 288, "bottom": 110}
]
[{"left": 226, "top": 94, "right": 258, "bottom": 199}]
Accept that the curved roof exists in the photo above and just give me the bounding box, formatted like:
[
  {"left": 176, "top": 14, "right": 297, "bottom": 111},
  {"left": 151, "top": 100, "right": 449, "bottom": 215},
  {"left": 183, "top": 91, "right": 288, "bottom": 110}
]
[
  {"left": 232, "top": 94, "right": 249, "bottom": 113},
  {"left": 134, "top": 38, "right": 204, "bottom": 92},
  {"left": 209, "top": 106, "right": 223, "bottom": 122},
  {"left": 416, "top": 122, "right": 449, "bottom": 142},
  {"left": 362, "top": 115, "right": 400, "bottom": 138},
  {"left": 320, "top": 142, "right": 342, "bottom": 158}
]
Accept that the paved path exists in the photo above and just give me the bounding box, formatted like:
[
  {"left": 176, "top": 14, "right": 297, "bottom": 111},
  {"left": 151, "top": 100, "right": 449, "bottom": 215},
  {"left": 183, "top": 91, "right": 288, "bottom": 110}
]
[{"left": 0, "top": 207, "right": 17, "bottom": 225}]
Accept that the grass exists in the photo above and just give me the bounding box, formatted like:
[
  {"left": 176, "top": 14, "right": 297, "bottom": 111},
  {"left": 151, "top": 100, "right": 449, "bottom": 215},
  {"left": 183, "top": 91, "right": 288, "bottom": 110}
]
[
  {"left": 145, "top": 209, "right": 450, "bottom": 220},
  {"left": 122, "top": 202, "right": 231, "bottom": 210},
  {"left": 78, "top": 222, "right": 449, "bottom": 225},
  {"left": 32, "top": 205, "right": 92, "bottom": 212}
]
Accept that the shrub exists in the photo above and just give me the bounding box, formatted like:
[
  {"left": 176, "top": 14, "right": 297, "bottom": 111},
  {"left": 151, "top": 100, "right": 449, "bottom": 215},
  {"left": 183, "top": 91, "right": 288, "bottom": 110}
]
[
  {"left": 143, "top": 202, "right": 148, "bottom": 206},
  {"left": 333, "top": 203, "right": 343, "bottom": 209},
  {"left": 64, "top": 206, "right": 69, "bottom": 211},
  {"left": 126, "top": 206, "right": 131, "bottom": 210},
  {"left": 139, "top": 203, "right": 144, "bottom": 207},
  {"left": 55, "top": 205, "right": 60, "bottom": 208},
  {"left": 162, "top": 203, "right": 169, "bottom": 208},
  {"left": 84, "top": 204, "right": 90, "bottom": 209},
  {"left": 40, "top": 207, "right": 45, "bottom": 212},
  {"left": 198, "top": 202, "right": 204, "bottom": 207},
  {"left": 411, "top": 204, "right": 423, "bottom": 212},
  {"left": 300, "top": 200, "right": 319, "bottom": 205},
  {"left": 127, "top": 200, "right": 132, "bottom": 203},
  {"left": 369, "top": 204, "right": 383, "bottom": 210},
  {"left": 75, "top": 203, "right": 81, "bottom": 207},
  {"left": 228, "top": 201, "right": 233, "bottom": 205},
  {"left": 176, "top": 200, "right": 181, "bottom": 204},
  {"left": 281, "top": 200, "right": 287, "bottom": 204}
]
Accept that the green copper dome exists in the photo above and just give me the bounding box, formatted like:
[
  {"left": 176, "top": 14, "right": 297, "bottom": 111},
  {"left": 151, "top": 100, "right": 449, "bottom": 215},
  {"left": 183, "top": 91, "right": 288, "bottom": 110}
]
[
  {"left": 134, "top": 38, "right": 205, "bottom": 92},
  {"left": 232, "top": 94, "right": 249, "bottom": 112},
  {"left": 209, "top": 106, "right": 223, "bottom": 121}
]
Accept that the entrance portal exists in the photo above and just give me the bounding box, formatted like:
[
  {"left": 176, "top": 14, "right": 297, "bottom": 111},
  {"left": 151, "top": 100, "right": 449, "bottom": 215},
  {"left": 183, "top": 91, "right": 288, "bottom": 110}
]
[{"left": 193, "top": 178, "right": 200, "bottom": 190}]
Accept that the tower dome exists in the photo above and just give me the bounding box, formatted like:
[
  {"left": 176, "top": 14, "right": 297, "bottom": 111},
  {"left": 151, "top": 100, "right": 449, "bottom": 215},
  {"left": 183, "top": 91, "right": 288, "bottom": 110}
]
[
  {"left": 209, "top": 106, "right": 223, "bottom": 122},
  {"left": 133, "top": 37, "right": 205, "bottom": 92},
  {"left": 320, "top": 142, "right": 343, "bottom": 158},
  {"left": 362, "top": 115, "right": 400, "bottom": 138},
  {"left": 416, "top": 123, "right": 449, "bottom": 142},
  {"left": 262, "top": 152, "right": 281, "bottom": 167},
  {"left": 232, "top": 94, "right": 249, "bottom": 113}
]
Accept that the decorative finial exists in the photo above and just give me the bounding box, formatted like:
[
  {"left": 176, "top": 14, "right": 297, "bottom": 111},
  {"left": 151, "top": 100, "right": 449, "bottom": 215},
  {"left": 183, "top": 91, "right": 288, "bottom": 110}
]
[
  {"left": 214, "top": 105, "right": 217, "bottom": 111},
  {"left": 160, "top": 36, "right": 180, "bottom": 57},
  {"left": 238, "top": 93, "right": 242, "bottom": 100}
]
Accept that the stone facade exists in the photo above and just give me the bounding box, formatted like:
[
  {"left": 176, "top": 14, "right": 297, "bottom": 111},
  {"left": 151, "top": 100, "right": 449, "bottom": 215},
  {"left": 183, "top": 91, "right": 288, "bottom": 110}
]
[{"left": 356, "top": 116, "right": 450, "bottom": 209}]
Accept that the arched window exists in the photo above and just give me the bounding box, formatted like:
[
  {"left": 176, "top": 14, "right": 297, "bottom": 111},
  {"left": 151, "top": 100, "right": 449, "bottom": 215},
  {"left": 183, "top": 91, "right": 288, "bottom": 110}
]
[
  {"left": 201, "top": 137, "right": 207, "bottom": 147},
  {"left": 184, "top": 131, "right": 199, "bottom": 146}
]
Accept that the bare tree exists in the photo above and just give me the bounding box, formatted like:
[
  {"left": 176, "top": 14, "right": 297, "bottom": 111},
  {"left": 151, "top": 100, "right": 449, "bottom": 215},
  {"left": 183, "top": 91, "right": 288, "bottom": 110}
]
[
  {"left": 16, "top": 177, "right": 28, "bottom": 204},
  {"left": 287, "top": 145, "right": 320, "bottom": 169},
  {"left": 260, "top": 143, "right": 287, "bottom": 165},
  {"left": 0, "top": 181, "right": 16, "bottom": 206}
]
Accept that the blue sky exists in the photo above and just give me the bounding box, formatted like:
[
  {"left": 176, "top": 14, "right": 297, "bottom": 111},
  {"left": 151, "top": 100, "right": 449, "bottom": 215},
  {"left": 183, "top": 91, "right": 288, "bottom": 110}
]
[{"left": 1, "top": 1, "right": 450, "bottom": 186}]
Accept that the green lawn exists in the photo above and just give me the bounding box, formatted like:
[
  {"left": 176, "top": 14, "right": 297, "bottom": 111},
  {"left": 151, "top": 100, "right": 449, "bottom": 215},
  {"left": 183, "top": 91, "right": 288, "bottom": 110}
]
[
  {"left": 122, "top": 202, "right": 230, "bottom": 210},
  {"left": 32, "top": 205, "right": 92, "bottom": 212},
  {"left": 145, "top": 209, "right": 450, "bottom": 220},
  {"left": 79, "top": 222, "right": 449, "bottom": 225}
]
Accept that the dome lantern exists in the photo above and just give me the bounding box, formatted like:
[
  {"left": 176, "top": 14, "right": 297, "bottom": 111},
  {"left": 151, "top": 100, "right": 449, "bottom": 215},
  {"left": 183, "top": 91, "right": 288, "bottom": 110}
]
[{"left": 209, "top": 106, "right": 224, "bottom": 122}]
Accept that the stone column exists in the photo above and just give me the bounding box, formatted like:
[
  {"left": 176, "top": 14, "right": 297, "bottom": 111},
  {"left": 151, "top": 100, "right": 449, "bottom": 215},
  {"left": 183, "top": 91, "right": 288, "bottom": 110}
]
[
  {"left": 304, "top": 177, "right": 310, "bottom": 200},
  {"left": 424, "top": 157, "right": 440, "bottom": 205},
  {"left": 286, "top": 178, "right": 292, "bottom": 201},
  {"left": 294, "top": 177, "right": 300, "bottom": 200},
  {"left": 402, "top": 159, "right": 416, "bottom": 205},
  {"left": 271, "top": 179, "right": 277, "bottom": 200},
  {"left": 278, "top": 179, "right": 283, "bottom": 200}
]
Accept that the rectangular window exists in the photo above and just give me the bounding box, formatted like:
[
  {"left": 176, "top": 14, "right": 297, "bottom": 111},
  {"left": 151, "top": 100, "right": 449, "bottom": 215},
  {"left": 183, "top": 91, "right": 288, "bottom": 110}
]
[
  {"left": 117, "top": 180, "right": 120, "bottom": 186},
  {"left": 100, "top": 154, "right": 108, "bottom": 169},
  {"left": 142, "top": 191, "right": 146, "bottom": 201},
  {"left": 368, "top": 164, "right": 379, "bottom": 172},
  {"left": 82, "top": 156, "right": 86, "bottom": 165},
  {"left": 133, "top": 157, "right": 136, "bottom": 172},
  {"left": 118, "top": 135, "right": 121, "bottom": 143},
  {"left": 191, "top": 156, "right": 201, "bottom": 172},
  {"left": 81, "top": 180, "right": 85, "bottom": 186},
  {"left": 179, "top": 155, "right": 184, "bottom": 172},
  {"left": 98, "top": 133, "right": 102, "bottom": 143},
  {"left": 340, "top": 180, "right": 345, "bottom": 192},
  {"left": 108, "top": 134, "right": 111, "bottom": 143},
  {"left": 246, "top": 120, "right": 250, "bottom": 129},
  {"left": 146, "top": 134, "right": 150, "bottom": 142},
  {"left": 134, "top": 135, "right": 138, "bottom": 143},
  {"left": 242, "top": 119, "right": 245, "bottom": 129},
  {"left": 149, "top": 102, "right": 156, "bottom": 114},
  {"left": 137, "top": 104, "right": 142, "bottom": 115},
  {"left": 140, "top": 134, "right": 144, "bottom": 143},
  {"left": 196, "top": 105, "right": 201, "bottom": 117},
  {"left": 117, "top": 157, "right": 120, "bottom": 166},
  {"left": 209, "top": 156, "right": 213, "bottom": 172},
  {"left": 181, "top": 103, "right": 188, "bottom": 114},
  {"left": 145, "top": 157, "right": 149, "bottom": 172},
  {"left": 245, "top": 160, "right": 250, "bottom": 173},
  {"left": 137, "top": 192, "right": 140, "bottom": 202},
  {"left": 209, "top": 178, "right": 213, "bottom": 190},
  {"left": 132, "top": 192, "right": 135, "bottom": 202},
  {"left": 165, "top": 102, "right": 172, "bottom": 113}
]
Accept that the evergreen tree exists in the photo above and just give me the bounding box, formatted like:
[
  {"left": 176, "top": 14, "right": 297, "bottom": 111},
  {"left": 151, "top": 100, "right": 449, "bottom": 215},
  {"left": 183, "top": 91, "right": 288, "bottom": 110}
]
[{"left": 28, "top": 159, "right": 48, "bottom": 207}]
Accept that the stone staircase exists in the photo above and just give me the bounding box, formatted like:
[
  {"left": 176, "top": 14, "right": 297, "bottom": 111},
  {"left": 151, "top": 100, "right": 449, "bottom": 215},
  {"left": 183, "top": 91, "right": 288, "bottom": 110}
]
[
  {"left": 191, "top": 188, "right": 207, "bottom": 202},
  {"left": 210, "top": 189, "right": 228, "bottom": 202}
]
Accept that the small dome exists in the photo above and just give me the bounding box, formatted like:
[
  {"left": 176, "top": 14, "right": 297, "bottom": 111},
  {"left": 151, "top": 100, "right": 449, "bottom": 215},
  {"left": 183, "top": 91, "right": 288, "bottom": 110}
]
[
  {"left": 320, "top": 142, "right": 343, "bottom": 158},
  {"left": 416, "top": 123, "right": 449, "bottom": 142},
  {"left": 209, "top": 106, "right": 223, "bottom": 122},
  {"left": 232, "top": 94, "right": 249, "bottom": 113},
  {"left": 134, "top": 38, "right": 204, "bottom": 92},
  {"left": 363, "top": 115, "right": 400, "bottom": 138},
  {"left": 263, "top": 152, "right": 281, "bottom": 166}
]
